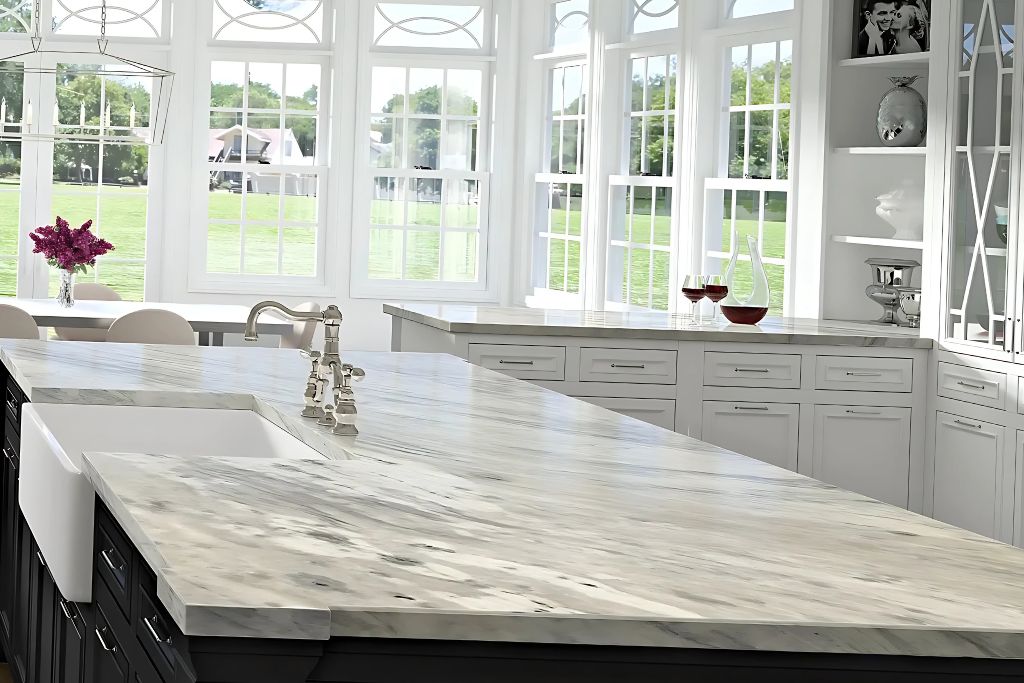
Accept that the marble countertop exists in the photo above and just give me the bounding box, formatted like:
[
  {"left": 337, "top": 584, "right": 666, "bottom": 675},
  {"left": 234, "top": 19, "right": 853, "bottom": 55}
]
[
  {"left": 385, "top": 303, "right": 933, "bottom": 348},
  {"left": 4, "top": 340, "right": 1024, "bottom": 659}
]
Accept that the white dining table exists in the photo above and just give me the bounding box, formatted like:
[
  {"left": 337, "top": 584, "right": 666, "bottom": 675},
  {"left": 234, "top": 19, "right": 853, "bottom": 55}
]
[{"left": 5, "top": 299, "right": 293, "bottom": 346}]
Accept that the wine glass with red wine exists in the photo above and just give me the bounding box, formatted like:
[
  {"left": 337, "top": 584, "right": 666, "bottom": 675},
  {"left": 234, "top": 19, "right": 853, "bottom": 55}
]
[
  {"left": 681, "top": 274, "right": 707, "bottom": 323},
  {"left": 704, "top": 275, "right": 729, "bottom": 322}
]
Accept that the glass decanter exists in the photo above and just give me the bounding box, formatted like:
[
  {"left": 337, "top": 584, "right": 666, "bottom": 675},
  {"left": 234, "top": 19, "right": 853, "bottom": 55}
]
[{"left": 720, "top": 235, "right": 771, "bottom": 325}]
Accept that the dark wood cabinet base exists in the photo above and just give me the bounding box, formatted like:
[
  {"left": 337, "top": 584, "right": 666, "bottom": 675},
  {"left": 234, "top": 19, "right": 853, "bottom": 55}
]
[{"left": 2, "top": 367, "right": 1023, "bottom": 683}]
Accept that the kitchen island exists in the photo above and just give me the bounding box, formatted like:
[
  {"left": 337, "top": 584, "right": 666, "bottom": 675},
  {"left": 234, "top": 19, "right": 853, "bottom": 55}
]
[{"left": 1, "top": 340, "right": 1023, "bottom": 682}]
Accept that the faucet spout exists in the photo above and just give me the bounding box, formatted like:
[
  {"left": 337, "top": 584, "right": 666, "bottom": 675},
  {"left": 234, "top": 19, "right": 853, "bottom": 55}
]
[{"left": 244, "top": 300, "right": 330, "bottom": 342}]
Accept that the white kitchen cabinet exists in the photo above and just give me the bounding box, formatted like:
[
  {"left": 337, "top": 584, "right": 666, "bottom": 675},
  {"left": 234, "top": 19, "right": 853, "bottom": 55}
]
[
  {"left": 812, "top": 406, "right": 911, "bottom": 508},
  {"left": 931, "top": 412, "right": 1010, "bottom": 541},
  {"left": 701, "top": 401, "right": 800, "bottom": 471},
  {"left": 577, "top": 397, "right": 675, "bottom": 430}
]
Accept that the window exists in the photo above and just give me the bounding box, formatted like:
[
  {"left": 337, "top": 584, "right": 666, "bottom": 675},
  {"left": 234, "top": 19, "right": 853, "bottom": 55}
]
[
  {"left": 52, "top": 0, "right": 165, "bottom": 38},
  {"left": 353, "top": 0, "right": 495, "bottom": 297},
  {"left": 0, "top": 61, "right": 22, "bottom": 296},
  {"left": 703, "top": 39, "right": 793, "bottom": 315},
  {"left": 46, "top": 64, "right": 157, "bottom": 300},
  {"left": 726, "top": 0, "right": 794, "bottom": 20},
  {"left": 631, "top": 0, "right": 678, "bottom": 34},
  {"left": 607, "top": 53, "right": 677, "bottom": 311},
  {"left": 212, "top": 0, "right": 325, "bottom": 44},
  {"left": 205, "top": 60, "right": 324, "bottom": 279},
  {"left": 552, "top": 0, "right": 588, "bottom": 48},
  {"left": 373, "top": 3, "right": 485, "bottom": 50},
  {"left": 0, "top": 0, "right": 31, "bottom": 33}
]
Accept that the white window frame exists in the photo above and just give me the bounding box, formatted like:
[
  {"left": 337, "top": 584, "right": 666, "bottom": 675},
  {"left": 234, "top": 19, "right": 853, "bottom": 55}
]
[
  {"left": 0, "top": 16, "right": 168, "bottom": 301},
  {"left": 186, "top": 1, "right": 334, "bottom": 296},
  {"left": 349, "top": 0, "right": 511, "bottom": 302},
  {"left": 696, "top": 5, "right": 798, "bottom": 316},
  {"left": 603, "top": 41, "right": 682, "bottom": 313}
]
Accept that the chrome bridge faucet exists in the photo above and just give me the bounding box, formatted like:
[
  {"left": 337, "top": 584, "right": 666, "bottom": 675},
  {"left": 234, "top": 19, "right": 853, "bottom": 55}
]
[{"left": 244, "top": 302, "right": 366, "bottom": 436}]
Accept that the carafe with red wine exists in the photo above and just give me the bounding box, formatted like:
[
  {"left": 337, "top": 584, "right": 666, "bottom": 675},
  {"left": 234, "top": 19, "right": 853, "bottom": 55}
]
[{"left": 720, "top": 235, "right": 770, "bottom": 325}]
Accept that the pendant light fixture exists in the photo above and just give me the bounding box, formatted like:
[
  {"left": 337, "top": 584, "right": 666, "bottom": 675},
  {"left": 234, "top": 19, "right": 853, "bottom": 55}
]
[{"left": 0, "top": 0, "right": 174, "bottom": 145}]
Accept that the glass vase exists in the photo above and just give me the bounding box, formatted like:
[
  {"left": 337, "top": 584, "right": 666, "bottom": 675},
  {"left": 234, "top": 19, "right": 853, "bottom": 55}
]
[
  {"left": 721, "top": 235, "right": 770, "bottom": 325},
  {"left": 57, "top": 269, "right": 75, "bottom": 308}
]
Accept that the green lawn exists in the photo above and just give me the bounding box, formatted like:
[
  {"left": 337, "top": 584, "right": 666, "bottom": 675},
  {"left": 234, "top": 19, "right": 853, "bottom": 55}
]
[
  {"left": 0, "top": 184, "right": 785, "bottom": 314},
  {"left": 0, "top": 182, "right": 318, "bottom": 301}
]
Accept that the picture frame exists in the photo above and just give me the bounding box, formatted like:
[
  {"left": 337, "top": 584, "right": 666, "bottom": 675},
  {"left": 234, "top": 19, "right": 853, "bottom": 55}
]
[{"left": 852, "top": 0, "right": 931, "bottom": 59}]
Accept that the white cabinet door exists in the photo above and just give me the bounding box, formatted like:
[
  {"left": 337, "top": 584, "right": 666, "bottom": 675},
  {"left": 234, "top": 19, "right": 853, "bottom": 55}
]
[
  {"left": 931, "top": 412, "right": 1009, "bottom": 541},
  {"left": 700, "top": 401, "right": 800, "bottom": 471},
  {"left": 577, "top": 397, "right": 676, "bottom": 430},
  {"left": 812, "top": 406, "right": 911, "bottom": 508}
]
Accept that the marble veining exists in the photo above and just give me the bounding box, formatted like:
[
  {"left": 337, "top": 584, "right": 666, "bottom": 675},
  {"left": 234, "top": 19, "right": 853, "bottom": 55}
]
[
  {"left": 4, "top": 340, "right": 1024, "bottom": 659},
  {"left": 385, "top": 303, "right": 933, "bottom": 348}
]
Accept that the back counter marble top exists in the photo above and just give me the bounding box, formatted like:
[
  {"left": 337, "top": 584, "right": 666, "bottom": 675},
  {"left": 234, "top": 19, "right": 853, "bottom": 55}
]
[
  {"left": 385, "top": 303, "right": 933, "bottom": 348},
  {"left": 3, "top": 340, "right": 1024, "bottom": 659}
]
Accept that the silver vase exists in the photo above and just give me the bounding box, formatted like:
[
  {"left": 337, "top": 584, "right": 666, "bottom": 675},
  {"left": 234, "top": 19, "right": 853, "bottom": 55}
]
[
  {"left": 56, "top": 270, "right": 75, "bottom": 308},
  {"left": 877, "top": 76, "right": 927, "bottom": 147}
]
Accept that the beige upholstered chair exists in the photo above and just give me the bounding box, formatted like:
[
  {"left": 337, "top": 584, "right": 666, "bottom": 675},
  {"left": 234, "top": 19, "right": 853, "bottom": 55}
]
[
  {"left": 278, "top": 301, "right": 321, "bottom": 350},
  {"left": 54, "top": 283, "right": 122, "bottom": 342},
  {"left": 0, "top": 304, "right": 40, "bottom": 340},
  {"left": 106, "top": 309, "right": 197, "bottom": 346}
]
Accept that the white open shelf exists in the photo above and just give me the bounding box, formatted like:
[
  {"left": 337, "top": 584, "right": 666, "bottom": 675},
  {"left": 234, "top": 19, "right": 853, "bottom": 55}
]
[
  {"left": 833, "top": 235, "right": 924, "bottom": 250},
  {"left": 837, "top": 52, "right": 930, "bottom": 68},
  {"left": 834, "top": 146, "right": 927, "bottom": 156}
]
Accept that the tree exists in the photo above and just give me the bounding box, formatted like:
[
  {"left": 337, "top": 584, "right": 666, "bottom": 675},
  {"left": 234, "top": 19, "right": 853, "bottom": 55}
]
[
  {"left": 209, "top": 75, "right": 318, "bottom": 158},
  {"left": 729, "top": 59, "right": 791, "bottom": 179},
  {"left": 379, "top": 83, "right": 478, "bottom": 169}
]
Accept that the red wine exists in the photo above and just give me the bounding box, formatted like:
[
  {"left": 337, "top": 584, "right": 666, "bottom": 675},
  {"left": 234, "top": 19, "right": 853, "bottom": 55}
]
[
  {"left": 705, "top": 284, "right": 729, "bottom": 303},
  {"left": 721, "top": 305, "right": 768, "bottom": 325},
  {"left": 681, "top": 287, "right": 706, "bottom": 303}
]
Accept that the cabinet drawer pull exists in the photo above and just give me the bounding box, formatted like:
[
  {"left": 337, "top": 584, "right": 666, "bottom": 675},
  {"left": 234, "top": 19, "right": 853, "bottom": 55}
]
[
  {"left": 95, "top": 627, "right": 117, "bottom": 653},
  {"left": 59, "top": 599, "right": 73, "bottom": 620},
  {"left": 845, "top": 371, "right": 883, "bottom": 377},
  {"left": 956, "top": 380, "right": 986, "bottom": 391},
  {"left": 100, "top": 548, "right": 125, "bottom": 574},
  {"left": 733, "top": 368, "right": 769, "bottom": 373},
  {"left": 143, "top": 616, "right": 172, "bottom": 646},
  {"left": 498, "top": 360, "right": 534, "bottom": 365},
  {"left": 845, "top": 409, "right": 881, "bottom": 416},
  {"left": 5, "top": 396, "right": 17, "bottom": 417},
  {"left": 954, "top": 419, "right": 983, "bottom": 430},
  {"left": 35, "top": 551, "right": 45, "bottom": 567},
  {"left": 610, "top": 363, "right": 646, "bottom": 369},
  {"left": 734, "top": 405, "right": 769, "bottom": 411},
  {"left": 2, "top": 446, "right": 13, "bottom": 465}
]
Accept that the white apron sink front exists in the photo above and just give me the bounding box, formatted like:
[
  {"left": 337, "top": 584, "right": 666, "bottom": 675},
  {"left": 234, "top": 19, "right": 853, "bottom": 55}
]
[{"left": 19, "top": 404, "right": 324, "bottom": 603}]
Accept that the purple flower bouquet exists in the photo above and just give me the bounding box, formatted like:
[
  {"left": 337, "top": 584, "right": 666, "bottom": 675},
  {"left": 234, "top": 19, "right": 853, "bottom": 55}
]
[{"left": 30, "top": 217, "right": 115, "bottom": 307}]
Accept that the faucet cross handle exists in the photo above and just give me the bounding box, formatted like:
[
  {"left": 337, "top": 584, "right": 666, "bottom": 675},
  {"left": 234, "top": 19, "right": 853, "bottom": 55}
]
[{"left": 300, "top": 349, "right": 326, "bottom": 419}]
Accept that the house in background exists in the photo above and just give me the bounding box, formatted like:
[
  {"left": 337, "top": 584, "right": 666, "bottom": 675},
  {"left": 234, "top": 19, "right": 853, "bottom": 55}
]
[{"left": 208, "top": 125, "right": 316, "bottom": 196}]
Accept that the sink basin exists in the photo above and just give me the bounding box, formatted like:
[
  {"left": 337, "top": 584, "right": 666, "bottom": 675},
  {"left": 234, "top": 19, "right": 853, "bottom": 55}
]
[{"left": 19, "top": 404, "right": 324, "bottom": 603}]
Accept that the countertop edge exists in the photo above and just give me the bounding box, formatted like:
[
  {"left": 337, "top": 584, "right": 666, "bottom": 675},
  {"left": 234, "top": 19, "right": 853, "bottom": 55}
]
[{"left": 383, "top": 306, "right": 934, "bottom": 348}]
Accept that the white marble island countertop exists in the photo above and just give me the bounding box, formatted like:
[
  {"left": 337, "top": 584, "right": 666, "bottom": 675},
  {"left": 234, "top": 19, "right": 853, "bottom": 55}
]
[
  {"left": 385, "top": 303, "right": 933, "bottom": 348},
  {"left": 3, "top": 340, "right": 1024, "bottom": 659}
]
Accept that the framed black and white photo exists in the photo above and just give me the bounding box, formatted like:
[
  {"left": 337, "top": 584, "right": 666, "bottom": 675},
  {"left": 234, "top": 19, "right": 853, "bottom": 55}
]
[{"left": 853, "top": 0, "right": 931, "bottom": 58}]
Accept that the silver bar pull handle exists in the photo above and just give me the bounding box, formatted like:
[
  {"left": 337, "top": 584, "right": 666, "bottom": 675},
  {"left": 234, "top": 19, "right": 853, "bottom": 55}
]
[
  {"left": 954, "top": 419, "right": 983, "bottom": 430},
  {"left": 846, "top": 371, "right": 883, "bottom": 377},
  {"left": 734, "top": 405, "right": 769, "bottom": 411},
  {"left": 59, "top": 599, "right": 73, "bottom": 620},
  {"left": 733, "top": 368, "right": 769, "bottom": 373},
  {"left": 610, "top": 363, "right": 646, "bottom": 369},
  {"left": 498, "top": 360, "right": 535, "bottom": 365},
  {"left": 956, "top": 380, "right": 986, "bottom": 391},
  {"left": 143, "top": 616, "right": 172, "bottom": 645},
  {"left": 845, "top": 409, "right": 881, "bottom": 416},
  {"left": 95, "top": 627, "right": 117, "bottom": 653}
]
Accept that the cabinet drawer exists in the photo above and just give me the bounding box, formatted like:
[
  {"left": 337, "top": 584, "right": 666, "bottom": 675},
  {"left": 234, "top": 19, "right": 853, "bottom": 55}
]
[
  {"left": 468, "top": 344, "right": 566, "bottom": 381},
  {"left": 937, "top": 362, "right": 1005, "bottom": 410},
  {"left": 579, "top": 348, "right": 676, "bottom": 384},
  {"left": 812, "top": 405, "right": 911, "bottom": 508},
  {"left": 815, "top": 356, "right": 913, "bottom": 392},
  {"left": 5, "top": 377, "right": 22, "bottom": 430},
  {"left": 576, "top": 397, "right": 675, "bottom": 430},
  {"left": 701, "top": 401, "right": 799, "bottom": 471},
  {"left": 136, "top": 583, "right": 179, "bottom": 683},
  {"left": 933, "top": 412, "right": 1007, "bottom": 540},
  {"left": 703, "top": 352, "right": 801, "bottom": 389},
  {"left": 95, "top": 505, "right": 134, "bottom": 622}
]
